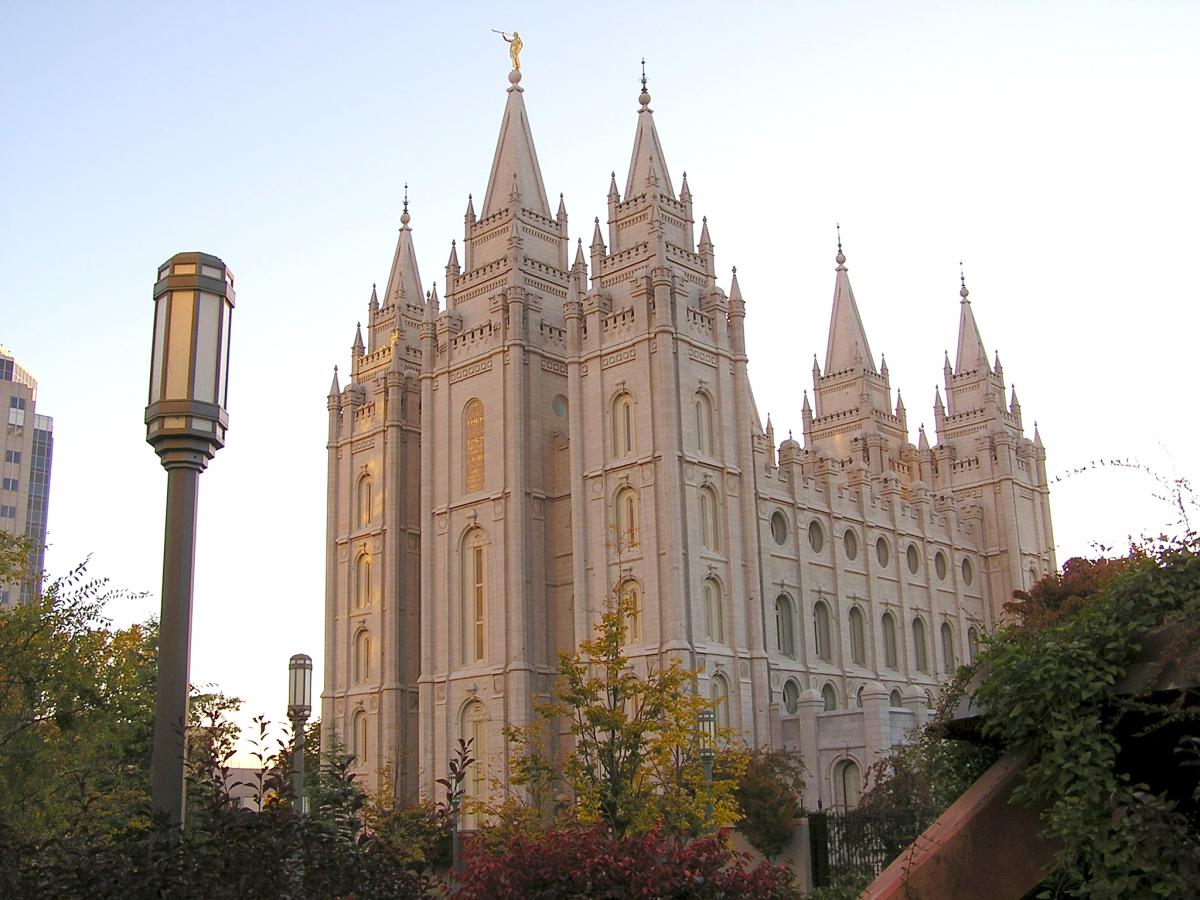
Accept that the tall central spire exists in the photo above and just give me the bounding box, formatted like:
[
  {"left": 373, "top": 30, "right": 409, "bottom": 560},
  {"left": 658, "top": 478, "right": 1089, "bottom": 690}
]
[
  {"left": 824, "top": 230, "right": 876, "bottom": 374},
  {"left": 954, "top": 268, "right": 991, "bottom": 374},
  {"left": 481, "top": 69, "right": 551, "bottom": 218},
  {"left": 383, "top": 184, "right": 424, "bottom": 307},
  {"left": 624, "top": 62, "right": 676, "bottom": 200}
]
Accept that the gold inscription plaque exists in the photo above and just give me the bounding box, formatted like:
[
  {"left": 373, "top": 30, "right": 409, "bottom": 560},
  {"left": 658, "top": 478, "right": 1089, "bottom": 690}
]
[{"left": 465, "top": 399, "right": 485, "bottom": 492}]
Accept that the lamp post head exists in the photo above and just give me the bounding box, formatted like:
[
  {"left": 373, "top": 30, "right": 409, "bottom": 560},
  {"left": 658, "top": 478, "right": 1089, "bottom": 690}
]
[
  {"left": 288, "top": 653, "right": 313, "bottom": 721},
  {"left": 698, "top": 708, "right": 717, "bottom": 763},
  {"left": 145, "top": 252, "right": 235, "bottom": 471}
]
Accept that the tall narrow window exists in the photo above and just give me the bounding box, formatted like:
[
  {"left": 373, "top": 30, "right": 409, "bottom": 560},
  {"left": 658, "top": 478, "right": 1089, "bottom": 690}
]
[
  {"left": 710, "top": 674, "right": 730, "bottom": 727},
  {"left": 352, "top": 710, "right": 368, "bottom": 766},
  {"left": 704, "top": 578, "right": 724, "bottom": 642},
  {"left": 837, "top": 760, "right": 862, "bottom": 809},
  {"left": 354, "top": 630, "right": 371, "bottom": 683},
  {"left": 695, "top": 391, "right": 714, "bottom": 455},
  {"left": 355, "top": 553, "right": 372, "bottom": 608},
  {"left": 615, "top": 487, "right": 640, "bottom": 550},
  {"left": 881, "top": 611, "right": 898, "bottom": 669},
  {"left": 775, "top": 594, "right": 796, "bottom": 657},
  {"left": 620, "top": 580, "right": 642, "bottom": 641},
  {"left": 357, "top": 474, "right": 372, "bottom": 528},
  {"left": 612, "top": 392, "right": 635, "bottom": 458},
  {"left": 462, "top": 701, "right": 488, "bottom": 824},
  {"left": 814, "top": 600, "right": 832, "bottom": 661},
  {"left": 849, "top": 607, "right": 866, "bottom": 665},
  {"left": 941, "top": 622, "right": 956, "bottom": 674},
  {"left": 699, "top": 485, "right": 720, "bottom": 551},
  {"left": 462, "top": 529, "right": 488, "bottom": 663},
  {"left": 967, "top": 626, "right": 980, "bottom": 664},
  {"left": 783, "top": 679, "right": 800, "bottom": 714},
  {"left": 464, "top": 399, "right": 485, "bottom": 492},
  {"left": 912, "top": 617, "right": 929, "bottom": 673},
  {"left": 889, "top": 689, "right": 903, "bottom": 708}
]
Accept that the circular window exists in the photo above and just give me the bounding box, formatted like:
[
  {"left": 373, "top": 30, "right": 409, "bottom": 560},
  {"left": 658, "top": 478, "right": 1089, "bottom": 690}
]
[
  {"left": 783, "top": 679, "right": 800, "bottom": 714},
  {"left": 770, "top": 510, "right": 789, "bottom": 546},
  {"left": 876, "top": 537, "right": 890, "bottom": 567},
  {"left": 808, "top": 520, "right": 825, "bottom": 553},
  {"left": 962, "top": 557, "right": 974, "bottom": 586},
  {"left": 906, "top": 544, "right": 920, "bottom": 574},
  {"left": 552, "top": 395, "right": 568, "bottom": 417},
  {"left": 934, "top": 551, "right": 947, "bottom": 581},
  {"left": 843, "top": 529, "right": 858, "bottom": 560}
]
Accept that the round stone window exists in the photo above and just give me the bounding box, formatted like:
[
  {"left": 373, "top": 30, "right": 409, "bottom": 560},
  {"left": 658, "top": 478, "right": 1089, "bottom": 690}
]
[
  {"left": 906, "top": 544, "right": 920, "bottom": 574},
  {"left": 770, "top": 510, "right": 789, "bottom": 546},
  {"left": 934, "top": 551, "right": 947, "bottom": 581},
  {"left": 962, "top": 557, "right": 974, "bottom": 586},
  {"left": 876, "top": 537, "right": 890, "bottom": 567},
  {"left": 843, "top": 529, "right": 858, "bottom": 560},
  {"left": 808, "top": 520, "right": 825, "bottom": 553}
]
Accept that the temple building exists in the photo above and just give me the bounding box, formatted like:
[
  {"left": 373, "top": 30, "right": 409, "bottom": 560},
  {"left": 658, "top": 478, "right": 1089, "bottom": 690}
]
[{"left": 322, "top": 64, "right": 1055, "bottom": 810}]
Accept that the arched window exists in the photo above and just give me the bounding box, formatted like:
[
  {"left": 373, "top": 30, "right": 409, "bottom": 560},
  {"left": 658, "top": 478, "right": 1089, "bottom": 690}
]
[
  {"left": 612, "top": 392, "right": 635, "bottom": 458},
  {"left": 941, "top": 622, "right": 956, "bottom": 674},
  {"left": 821, "top": 682, "right": 838, "bottom": 712},
  {"left": 699, "top": 485, "right": 721, "bottom": 551},
  {"left": 695, "top": 391, "right": 714, "bottom": 455},
  {"left": 775, "top": 594, "right": 796, "bottom": 658},
  {"left": 357, "top": 474, "right": 372, "bottom": 528},
  {"left": 355, "top": 552, "right": 372, "bottom": 608},
  {"left": 967, "top": 626, "right": 980, "bottom": 664},
  {"left": 354, "top": 629, "right": 371, "bottom": 683},
  {"left": 620, "top": 579, "right": 642, "bottom": 642},
  {"left": 462, "top": 528, "right": 488, "bottom": 663},
  {"left": 912, "top": 617, "right": 929, "bottom": 673},
  {"left": 461, "top": 701, "right": 488, "bottom": 820},
  {"left": 703, "top": 577, "right": 724, "bottom": 643},
  {"left": 783, "top": 679, "right": 800, "bottom": 714},
  {"left": 615, "top": 487, "right": 640, "bottom": 551},
  {"left": 881, "top": 611, "right": 898, "bottom": 670},
  {"left": 464, "top": 399, "right": 485, "bottom": 492},
  {"left": 1028, "top": 564, "right": 1037, "bottom": 587},
  {"left": 849, "top": 607, "right": 866, "bottom": 666},
  {"left": 889, "top": 689, "right": 903, "bottom": 708},
  {"left": 856, "top": 685, "right": 866, "bottom": 707},
  {"left": 836, "top": 759, "right": 862, "bottom": 809},
  {"left": 352, "top": 710, "right": 368, "bottom": 766},
  {"left": 814, "top": 600, "right": 832, "bottom": 662},
  {"left": 710, "top": 674, "right": 730, "bottom": 727}
]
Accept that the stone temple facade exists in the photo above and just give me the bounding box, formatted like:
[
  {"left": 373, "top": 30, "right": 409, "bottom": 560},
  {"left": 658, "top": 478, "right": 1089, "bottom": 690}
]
[{"left": 322, "top": 67, "right": 1055, "bottom": 811}]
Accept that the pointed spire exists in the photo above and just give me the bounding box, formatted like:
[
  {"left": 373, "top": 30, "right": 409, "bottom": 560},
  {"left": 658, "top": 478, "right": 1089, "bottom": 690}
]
[
  {"left": 729, "top": 266, "right": 743, "bottom": 304},
  {"left": 328, "top": 365, "right": 340, "bottom": 398},
  {"left": 352, "top": 322, "right": 365, "bottom": 356},
  {"left": 1010, "top": 385, "right": 1021, "bottom": 415},
  {"left": 465, "top": 193, "right": 476, "bottom": 224},
  {"left": 591, "top": 216, "right": 605, "bottom": 249},
  {"left": 824, "top": 228, "right": 876, "bottom": 374},
  {"left": 802, "top": 392, "right": 812, "bottom": 415},
  {"left": 680, "top": 171, "right": 692, "bottom": 202},
  {"left": 481, "top": 68, "right": 551, "bottom": 218},
  {"left": 556, "top": 192, "right": 567, "bottom": 223},
  {"left": 383, "top": 187, "right": 424, "bottom": 305},
  {"left": 954, "top": 267, "right": 991, "bottom": 374},
  {"left": 994, "top": 351, "right": 1004, "bottom": 379},
  {"left": 573, "top": 237, "right": 586, "bottom": 270},
  {"left": 895, "top": 390, "right": 906, "bottom": 416},
  {"left": 426, "top": 284, "right": 440, "bottom": 322},
  {"left": 880, "top": 354, "right": 889, "bottom": 379},
  {"left": 369, "top": 283, "right": 379, "bottom": 314},
  {"left": 608, "top": 171, "right": 620, "bottom": 202},
  {"left": 624, "top": 61, "right": 676, "bottom": 200},
  {"left": 918, "top": 424, "right": 931, "bottom": 452},
  {"left": 934, "top": 386, "right": 945, "bottom": 412},
  {"left": 698, "top": 216, "right": 713, "bottom": 250},
  {"left": 1033, "top": 422, "right": 1044, "bottom": 448},
  {"left": 447, "top": 240, "right": 460, "bottom": 272},
  {"left": 812, "top": 354, "right": 821, "bottom": 379}
]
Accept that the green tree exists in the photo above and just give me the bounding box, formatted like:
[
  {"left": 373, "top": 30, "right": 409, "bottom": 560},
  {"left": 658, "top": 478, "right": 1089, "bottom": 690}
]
[
  {"left": 508, "top": 587, "right": 744, "bottom": 837},
  {"left": 735, "top": 749, "right": 806, "bottom": 859}
]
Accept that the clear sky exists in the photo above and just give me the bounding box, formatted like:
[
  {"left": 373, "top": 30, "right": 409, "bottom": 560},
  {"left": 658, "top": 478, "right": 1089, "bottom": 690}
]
[{"left": 3, "top": 1, "right": 1198, "bottom": 752}]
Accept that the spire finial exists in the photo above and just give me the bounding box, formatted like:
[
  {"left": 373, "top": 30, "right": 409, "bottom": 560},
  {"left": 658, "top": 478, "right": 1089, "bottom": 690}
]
[
  {"left": 401, "top": 182, "right": 411, "bottom": 227},
  {"left": 959, "top": 260, "right": 969, "bottom": 300},
  {"left": 639, "top": 58, "right": 651, "bottom": 109},
  {"left": 835, "top": 222, "right": 846, "bottom": 267}
]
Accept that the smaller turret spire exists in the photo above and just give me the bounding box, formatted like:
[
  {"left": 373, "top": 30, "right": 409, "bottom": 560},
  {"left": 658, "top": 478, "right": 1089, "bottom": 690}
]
[
  {"left": 591, "top": 216, "right": 605, "bottom": 248},
  {"left": 608, "top": 171, "right": 620, "bottom": 201},
  {"left": 918, "top": 424, "right": 931, "bottom": 452},
  {"left": 328, "top": 365, "right": 340, "bottom": 398},
  {"left": 465, "top": 193, "right": 476, "bottom": 224},
  {"left": 680, "top": 171, "right": 692, "bottom": 202},
  {"left": 573, "top": 237, "right": 586, "bottom": 271},
  {"left": 556, "top": 192, "right": 567, "bottom": 223},
  {"left": 369, "top": 282, "right": 379, "bottom": 314},
  {"left": 729, "top": 266, "right": 742, "bottom": 304},
  {"left": 934, "top": 385, "right": 945, "bottom": 412},
  {"left": 352, "top": 322, "right": 365, "bottom": 356}
]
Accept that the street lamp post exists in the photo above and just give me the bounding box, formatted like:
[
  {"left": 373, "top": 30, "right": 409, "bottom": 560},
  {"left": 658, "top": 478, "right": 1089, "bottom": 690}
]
[
  {"left": 288, "top": 654, "right": 313, "bottom": 815},
  {"left": 145, "top": 252, "right": 235, "bottom": 828},
  {"left": 698, "top": 708, "right": 717, "bottom": 831}
]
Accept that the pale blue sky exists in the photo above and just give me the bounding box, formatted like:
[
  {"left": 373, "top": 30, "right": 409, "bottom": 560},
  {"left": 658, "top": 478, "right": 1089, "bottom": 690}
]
[{"left": 3, "top": 1, "right": 1198, "bottom": 750}]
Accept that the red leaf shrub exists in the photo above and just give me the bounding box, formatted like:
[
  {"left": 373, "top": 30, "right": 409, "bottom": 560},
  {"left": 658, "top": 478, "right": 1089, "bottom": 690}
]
[{"left": 456, "top": 825, "right": 797, "bottom": 899}]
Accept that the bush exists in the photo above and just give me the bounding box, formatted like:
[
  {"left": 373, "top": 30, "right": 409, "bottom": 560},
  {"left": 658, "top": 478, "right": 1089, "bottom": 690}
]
[
  {"left": 456, "top": 824, "right": 797, "bottom": 899},
  {"left": 735, "top": 750, "right": 804, "bottom": 859}
]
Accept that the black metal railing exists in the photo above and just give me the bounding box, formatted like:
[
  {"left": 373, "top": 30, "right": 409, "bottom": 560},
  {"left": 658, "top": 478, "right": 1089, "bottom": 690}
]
[{"left": 809, "top": 807, "right": 930, "bottom": 887}]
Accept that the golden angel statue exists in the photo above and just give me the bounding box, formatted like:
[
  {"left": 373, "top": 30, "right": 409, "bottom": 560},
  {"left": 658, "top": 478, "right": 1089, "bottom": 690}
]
[{"left": 493, "top": 29, "right": 523, "bottom": 71}]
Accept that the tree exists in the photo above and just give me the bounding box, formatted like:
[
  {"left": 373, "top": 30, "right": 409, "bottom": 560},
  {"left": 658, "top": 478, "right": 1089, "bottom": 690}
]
[
  {"left": 735, "top": 749, "right": 806, "bottom": 859},
  {"left": 0, "top": 534, "right": 156, "bottom": 840},
  {"left": 1003, "top": 551, "right": 1143, "bottom": 633},
  {"left": 508, "top": 586, "right": 744, "bottom": 837}
]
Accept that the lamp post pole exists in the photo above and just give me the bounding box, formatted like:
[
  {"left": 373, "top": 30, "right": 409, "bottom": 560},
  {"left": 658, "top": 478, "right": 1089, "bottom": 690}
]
[
  {"left": 145, "top": 252, "right": 235, "bottom": 828},
  {"left": 698, "top": 709, "right": 717, "bottom": 832},
  {"left": 288, "top": 653, "right": 313, "bottom": 815}
]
